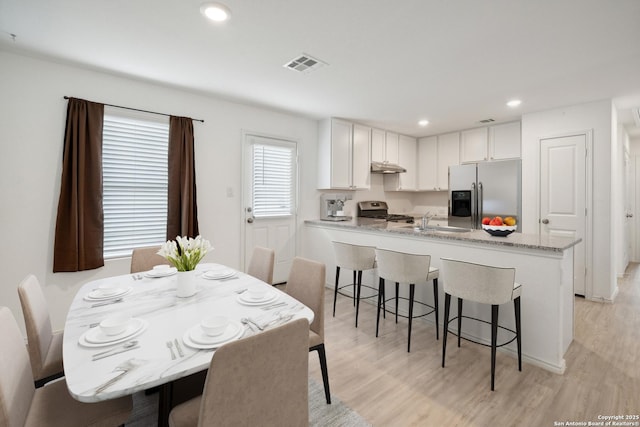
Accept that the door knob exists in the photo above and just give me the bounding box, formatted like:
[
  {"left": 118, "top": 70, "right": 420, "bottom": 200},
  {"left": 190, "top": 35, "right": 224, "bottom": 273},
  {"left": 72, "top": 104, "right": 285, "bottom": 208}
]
[
  {"left": 247, "top": 218, "right": 254, "bottom": 223},
  {"left": 541, "top": 218, "right": 549, "bottom": 224}
]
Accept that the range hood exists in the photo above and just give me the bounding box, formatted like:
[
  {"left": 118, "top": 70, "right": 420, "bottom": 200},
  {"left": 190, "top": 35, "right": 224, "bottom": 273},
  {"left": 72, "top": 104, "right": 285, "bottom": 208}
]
[{"left": 370, "top": 161, "right": 407, "bottom": 174}]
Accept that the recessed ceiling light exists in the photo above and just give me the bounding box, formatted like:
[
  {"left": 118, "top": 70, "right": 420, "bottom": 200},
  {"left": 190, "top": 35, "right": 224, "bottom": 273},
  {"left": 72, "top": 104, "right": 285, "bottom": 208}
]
[
  {"left": 418, "top": 119, "right": 429, "bottom": 127},
  {"left": 507, "top": 99, "right": 522, "bottom": 108},
  {"left": 200, "top": 2, "right": 231, "bottom": 22}
]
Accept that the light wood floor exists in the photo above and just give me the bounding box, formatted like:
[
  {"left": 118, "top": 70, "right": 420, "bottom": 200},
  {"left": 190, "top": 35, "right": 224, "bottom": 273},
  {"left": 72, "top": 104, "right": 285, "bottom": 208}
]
[{"left": 307, "top": 264, "right": 640, "bottom": 426}]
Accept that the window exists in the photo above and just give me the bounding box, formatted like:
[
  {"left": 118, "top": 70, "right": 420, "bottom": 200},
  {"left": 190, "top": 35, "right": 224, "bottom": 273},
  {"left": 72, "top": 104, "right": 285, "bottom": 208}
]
[
  {"left": 252, "top": 142, "right": 295, "bottom": 218},
  {"left": 102, "top": 108, "right": 169, "bottom": 258}
]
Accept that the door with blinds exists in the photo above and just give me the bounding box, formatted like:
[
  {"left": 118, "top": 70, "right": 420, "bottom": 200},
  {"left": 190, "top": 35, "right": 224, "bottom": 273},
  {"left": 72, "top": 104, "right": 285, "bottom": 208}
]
[{"left": 243, "top": 134, "right": 298, "bottom": 284}]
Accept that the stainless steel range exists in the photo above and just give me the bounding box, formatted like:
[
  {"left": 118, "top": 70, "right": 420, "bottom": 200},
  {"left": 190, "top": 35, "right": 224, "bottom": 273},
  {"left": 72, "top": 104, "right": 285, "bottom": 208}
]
[{"left": 357, "top": 201, "right": 414, "bottom": 223}]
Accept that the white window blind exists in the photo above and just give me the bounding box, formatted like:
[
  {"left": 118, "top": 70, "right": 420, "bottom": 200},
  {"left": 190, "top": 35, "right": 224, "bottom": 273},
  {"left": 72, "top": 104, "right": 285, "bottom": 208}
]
[
  {"left": 102, "top": 111, "right": 169, "bottom": 258},
  {"left": 252, "top": 143, "right": 294, "bottom": 217}
]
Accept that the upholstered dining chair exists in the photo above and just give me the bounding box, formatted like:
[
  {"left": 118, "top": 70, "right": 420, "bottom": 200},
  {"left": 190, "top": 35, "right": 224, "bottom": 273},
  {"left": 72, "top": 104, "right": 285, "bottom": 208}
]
[
  {"left": 168, "top": 318, "right": 310, "bottom": 427},
  {"left": 247, "top": 246, "right": 275, "bottom": 285},
  {"left": 130, "top": 245, "right": 170, "bottom": 273},
  {"left": 285, "top": 257, "right": 331, "bottom": 404},
  {"left": 17, "top": 274, "right": 64, "bottom": 388},
  {"left": 0, "top": 306, "right": 133, "bottom": 427}
]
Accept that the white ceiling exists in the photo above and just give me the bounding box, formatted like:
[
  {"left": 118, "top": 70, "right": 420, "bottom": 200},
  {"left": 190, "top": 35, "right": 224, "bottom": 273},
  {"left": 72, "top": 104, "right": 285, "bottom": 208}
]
[{"left": 2, "top": 0, "right": 640, "bottom": 137}]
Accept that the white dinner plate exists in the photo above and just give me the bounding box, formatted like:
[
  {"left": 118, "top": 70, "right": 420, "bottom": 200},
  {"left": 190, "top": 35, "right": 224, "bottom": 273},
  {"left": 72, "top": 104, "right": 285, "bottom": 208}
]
[
  {"left": 78, "top": 318, "right": 148, "bottom": 348},
  {"left": 182, "top": 321, "right": 244, "bottom": 349},
  {"left": 202, "top": 269, "right": 236, "bottom": 280},
  {"left": 237, "top": 291, "right": 279, "bottom": 306},
  {"left": 144, "top": 267, "right": 178, "bottom": 278},
  {"left": 84, "top": 287, "right": 132, "bottom": 301}
]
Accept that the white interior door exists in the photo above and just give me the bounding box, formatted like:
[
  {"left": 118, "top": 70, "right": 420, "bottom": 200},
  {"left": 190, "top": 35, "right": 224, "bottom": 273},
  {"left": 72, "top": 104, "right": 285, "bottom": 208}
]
[
  {"left": 539, "top": 133, "right": 587, "bottom": 295},
  {"left": 243, "top": 134, "right": 297, "bottom": 284},
  {"left": 633, "top": 157, "right": 640, "bottom": 262}
]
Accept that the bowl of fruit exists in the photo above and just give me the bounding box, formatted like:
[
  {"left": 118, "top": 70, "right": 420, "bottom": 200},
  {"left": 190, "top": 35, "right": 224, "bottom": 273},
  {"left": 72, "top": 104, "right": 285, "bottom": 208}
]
[{"left": 481, "top": 216, "right": 517, "bottom": 237}]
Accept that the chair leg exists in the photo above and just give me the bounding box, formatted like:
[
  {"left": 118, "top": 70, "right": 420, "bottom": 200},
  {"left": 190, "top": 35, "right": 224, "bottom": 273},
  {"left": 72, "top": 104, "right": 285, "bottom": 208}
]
[
  {"left": 355, "top": 270, "right": 363, "bottom": 328},
  {"left": 393, "top": 282, "right": 398, "bottom": 323},
  {"left": 442, "top": 293, "right": 451, "bottom": 367},
  {"left": 491, "top": 304, "right": 499, "bottom": 391},
  {"left": 408, "top": 284, "right": 415, "bottom": 352},
  {"left": 382, "top": 278, "right": 386, "bottom": 319},
  {"left": 515, "top": 297, "right": 522, "bottom": 371},
  {"left": 457, "top": 298, "right": 463, "bottom": 347},
  {"left": 376, "top": 278, "right": 384, "bottom": 337},
  {"left": 311, "top": 344, "right": 331, "bottom": 404},
  {"left": 333, "top": 266, "right": 340, "bottom": 317},
  {"left": 352, "top": 270, "right": 357, "bottom": 307},
  {"left": 433, "top": 278, "right": 439, "bottom": 340}
]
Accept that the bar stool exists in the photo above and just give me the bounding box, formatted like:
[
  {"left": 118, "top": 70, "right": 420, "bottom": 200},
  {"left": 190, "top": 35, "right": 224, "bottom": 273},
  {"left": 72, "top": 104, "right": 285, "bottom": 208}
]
[
  {"left": 332, "top": 241, "right": 377, "bottom": 327},
  {"left": 440, "top": 258, "right": 522, "bottom": 391},
  {"left": 374, "top": 248, "right": 439, "bottom": 352}
]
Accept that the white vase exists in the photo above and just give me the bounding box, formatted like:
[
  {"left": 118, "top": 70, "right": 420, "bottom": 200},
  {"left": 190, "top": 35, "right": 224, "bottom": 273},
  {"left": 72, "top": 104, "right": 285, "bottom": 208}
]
[{"left": 176, "top": 270, "right": 197, "bottom": 298}]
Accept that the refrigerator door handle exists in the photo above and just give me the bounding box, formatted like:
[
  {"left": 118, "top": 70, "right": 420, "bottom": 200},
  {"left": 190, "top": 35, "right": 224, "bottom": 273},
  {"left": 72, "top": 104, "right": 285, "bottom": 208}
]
[
  {"left": 471, "top": 182, "right": 477, "bottom": 229},
  {"left": 478, "top": 182, "right": 484, "bottom": 226}
]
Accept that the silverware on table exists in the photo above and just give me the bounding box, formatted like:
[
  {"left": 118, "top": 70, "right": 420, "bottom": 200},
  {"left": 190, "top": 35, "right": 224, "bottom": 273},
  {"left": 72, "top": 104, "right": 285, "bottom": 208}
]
[
  {"left": 174, "top": 338, "right": 184, "bottom": 357},
  {"left": 92, "top": 340, "right": 139, "bottom": 361},
  {"left": 167, "top": 341, "right": 176, "bottom": 360},
  {"left": 91, "top": 298, "right": 124, "bottom": 308},
  {"left": 261, "top": 302, "right": 287, "bottom": 311}
]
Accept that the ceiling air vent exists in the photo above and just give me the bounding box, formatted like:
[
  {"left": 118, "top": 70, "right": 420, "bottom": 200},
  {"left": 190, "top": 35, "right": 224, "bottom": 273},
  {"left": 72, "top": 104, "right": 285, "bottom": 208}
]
[
  {"left": 283, "top": 53, "right": 327, "bottom": 73},
  {"left": 478, "top": 118, "right": 495, "bottom": 124}
]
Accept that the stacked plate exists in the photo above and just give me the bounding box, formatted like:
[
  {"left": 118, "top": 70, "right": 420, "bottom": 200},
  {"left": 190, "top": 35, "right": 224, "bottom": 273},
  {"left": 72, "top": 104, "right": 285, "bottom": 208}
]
[
  {"left": 78, "top": 318, "right": 148, "bottom": 348},
  {"left": 144, "top": 267, "right": 178, "bottom": 278},
  {"left": 182, "top": 320, "right": 244, "bottom": 349},
  {"left": 84, "top": 286, "right": 132, "bottom": 302},
  {"left": 202, "top": 267, "right": 236, "bottom": 280},
  {"left": 236, "top": 290, "right": 279, "bottom": 306}
]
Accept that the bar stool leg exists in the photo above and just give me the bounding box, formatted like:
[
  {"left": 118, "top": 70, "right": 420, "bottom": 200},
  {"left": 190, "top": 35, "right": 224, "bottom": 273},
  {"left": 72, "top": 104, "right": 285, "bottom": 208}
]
[
  {"left": 491, "top": 304, "right": 499, "bottom": 391},
  {"left": 333, "top": 266, "right": 340, "bottom": 317},
  {"left": 457, "top": 298, "right": 463, "bottom": 347},
  {"left": 352, "top": 270, "right": 357, "bottom": 307},
  {"left": 407, "top": 284, "right": 415, "bottom": 352},
  {"left": 376, "top": 278, "right": 384, "bottom": 337},
  {"left": 355, "top": 270, "right": 363, "bottom": 328},
  {"left": 442, "top": 293, "right": 451, "bottom": 367},
  {"left": 395, "top": 282, "right": 399, "bottom": 323},
  {"left": 515, "top": 296, "right": 522, "bottom": 371},
  {"left": 433, "top": 278, "right": 439, "bottom": 340}
]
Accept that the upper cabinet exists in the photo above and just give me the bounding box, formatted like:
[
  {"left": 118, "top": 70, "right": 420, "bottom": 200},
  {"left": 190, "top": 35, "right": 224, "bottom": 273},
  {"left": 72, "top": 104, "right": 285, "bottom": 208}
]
[
  {"left": 371, "top": 129, "right": 399, "bottom": 164},
  {"left": 318, "top": 118, "right": 371, "bottom": 190},
  {"left": 418, "top": 132, "right": 460, "bottom": 191},
  {"left": 460, "top": 122, "right": 521, "bottom": 163},
  {"left": 384, "top": 135, "right": 417, "bottom": 191}
]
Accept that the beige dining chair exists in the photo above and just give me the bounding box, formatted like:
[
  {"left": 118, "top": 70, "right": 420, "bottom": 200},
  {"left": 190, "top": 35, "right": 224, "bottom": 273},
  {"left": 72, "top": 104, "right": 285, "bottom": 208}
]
[
  {"left": 285, "top": 257, "right": 331, "bottom": 404},
  {"left": 0, "top": 306, "right": 133, "bottom": 427},
  {"left": 247, "top": 246, "right": 275, "bottom": 284},
  {"left": 168, "top": 318, "right": 310, "bottom": 427},
  {"left": 130, "top": 245, "right": 170, "bottom": 273},
  {"left": 17, "top": 274, "right": 64, "bottom": 388}
]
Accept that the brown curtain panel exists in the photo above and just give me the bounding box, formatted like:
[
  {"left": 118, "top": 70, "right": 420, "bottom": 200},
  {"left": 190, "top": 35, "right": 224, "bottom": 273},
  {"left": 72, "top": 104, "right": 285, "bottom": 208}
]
[
  {"left": 53, "top": 98, "right": 105, "bottom": 272},
  {"left": 167, "top": 116, "right": 199, "bottom": 240}
]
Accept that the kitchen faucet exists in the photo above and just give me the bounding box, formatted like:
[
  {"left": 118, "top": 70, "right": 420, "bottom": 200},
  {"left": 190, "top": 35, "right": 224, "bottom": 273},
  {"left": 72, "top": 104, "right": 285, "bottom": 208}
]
[{"left": 421, "top": 211, "right": 433, "bottom": 229}]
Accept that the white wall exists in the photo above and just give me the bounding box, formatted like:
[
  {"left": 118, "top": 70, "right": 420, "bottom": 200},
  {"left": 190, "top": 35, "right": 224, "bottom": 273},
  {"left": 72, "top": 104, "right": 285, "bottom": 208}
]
[
  {"left": 521, "top": 99, "right": 615, "bottom": 301},
  {"left": 0, "top": 50, "right": 319, "bottom": 332}
]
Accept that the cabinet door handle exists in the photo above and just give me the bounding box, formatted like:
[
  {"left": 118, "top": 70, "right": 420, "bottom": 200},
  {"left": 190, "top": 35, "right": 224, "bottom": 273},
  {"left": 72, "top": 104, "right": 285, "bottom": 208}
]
[{"left": 541, "top": 218, "right": 549, "bottom": 224}]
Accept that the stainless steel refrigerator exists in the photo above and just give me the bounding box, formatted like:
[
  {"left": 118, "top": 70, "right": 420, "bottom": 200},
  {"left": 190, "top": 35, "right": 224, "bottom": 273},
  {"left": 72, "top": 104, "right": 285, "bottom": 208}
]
[{"left": 448, "top": 160, "right": 521, "bottom": 230}]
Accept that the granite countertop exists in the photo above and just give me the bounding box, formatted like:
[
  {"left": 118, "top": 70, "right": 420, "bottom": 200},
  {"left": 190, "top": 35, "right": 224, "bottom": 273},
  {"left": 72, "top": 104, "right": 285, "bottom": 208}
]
[{"left": 305, "top": 218, "right": 581, "bottom": 253}]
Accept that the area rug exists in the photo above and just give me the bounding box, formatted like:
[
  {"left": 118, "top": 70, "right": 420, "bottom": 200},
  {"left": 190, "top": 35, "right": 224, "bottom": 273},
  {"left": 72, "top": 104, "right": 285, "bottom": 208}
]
[{"left": 126, "top": 378, "right": 371, "bottom": 426}]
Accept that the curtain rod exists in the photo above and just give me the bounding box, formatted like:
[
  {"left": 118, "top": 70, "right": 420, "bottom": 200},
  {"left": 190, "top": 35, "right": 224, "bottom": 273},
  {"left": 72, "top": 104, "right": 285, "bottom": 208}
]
[{"left": 63, "top": 96, "right": 204, "bottom": 123}]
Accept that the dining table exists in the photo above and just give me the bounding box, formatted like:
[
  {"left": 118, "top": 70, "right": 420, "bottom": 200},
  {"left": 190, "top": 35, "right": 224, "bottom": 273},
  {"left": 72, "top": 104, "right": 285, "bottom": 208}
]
[{"left": 62, "top": 263, "right": 314, "bottom": 427}]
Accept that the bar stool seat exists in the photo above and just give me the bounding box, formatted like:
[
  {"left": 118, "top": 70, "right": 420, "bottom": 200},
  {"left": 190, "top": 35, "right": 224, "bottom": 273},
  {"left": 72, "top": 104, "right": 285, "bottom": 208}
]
[
  {"left": 374, "top": 248, "right": 439, "bottom": 352},
  {"left": 440, "top": 258, "right": 523, "bottom": 391},
  {"left": 332, "top": 241, "right": 377, "bottom": 327}
]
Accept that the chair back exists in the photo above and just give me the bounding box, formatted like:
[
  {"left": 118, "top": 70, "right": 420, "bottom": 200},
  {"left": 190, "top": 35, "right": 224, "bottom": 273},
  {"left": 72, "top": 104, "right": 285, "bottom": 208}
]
[
  {"left": 440, "top": 258, "right": 516, "bottom": 305},
  {"left": 285, "top": 257, "right": 326, "bottom": 341},
  {"left": 332, "top": 242, "right": 376, "bottom": 271},
  {"left": 247, "top": 246, "right": 275, "bottom": 284},
  {"left": 375, "top": 249, "right": 431, "bottom": 285},
  {"left": 198, "top": 318, "right": 310, "bottom": 427},
  {"left": 0, "top": 306, "right": 36, "bottom": 427},
  {"left": 17, "top": 275, "right": 54, "bottom": 380},
  {"left": 130, "top": 246, "right": 170, "bottom": 273}
]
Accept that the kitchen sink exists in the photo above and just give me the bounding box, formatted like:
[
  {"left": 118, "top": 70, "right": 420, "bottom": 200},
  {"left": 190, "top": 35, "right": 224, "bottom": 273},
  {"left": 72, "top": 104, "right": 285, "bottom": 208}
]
[{"left": 397, "top": 225, "right": 472, "bottom": 233}]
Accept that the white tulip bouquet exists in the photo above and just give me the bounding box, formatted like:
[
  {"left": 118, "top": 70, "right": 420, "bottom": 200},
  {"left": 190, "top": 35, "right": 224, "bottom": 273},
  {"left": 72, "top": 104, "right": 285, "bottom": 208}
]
[{"left": 157, "top": 235, "right": 212, "bottom": 271}]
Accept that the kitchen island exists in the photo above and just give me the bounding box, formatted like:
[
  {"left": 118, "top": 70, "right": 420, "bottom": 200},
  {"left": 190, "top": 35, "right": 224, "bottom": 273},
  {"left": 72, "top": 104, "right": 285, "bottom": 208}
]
[{"left": 304, "top": 218, "right": 581, "bottom": 374}]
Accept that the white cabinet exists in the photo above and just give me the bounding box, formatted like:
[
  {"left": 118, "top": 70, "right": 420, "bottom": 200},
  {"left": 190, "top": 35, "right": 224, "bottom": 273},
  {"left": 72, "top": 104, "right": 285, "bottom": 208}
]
[
  {"left": 460, "top": 122, "right": 521, "bottom": 163},
  {"left": 418, "top": 132, "right": 460, "bottom": 191},
  {"left": 371, "top": 129, "right": 399, "bottom": 164},
  {"left": 317, "top": 118, "right": 370, "bottom": 190},
  {"left": 489, "top": 121, "right": 521, "bottom": 160},
  {"left": 384, "top": 135, "right": 417, "bottom": 191},
  {"left": 460, "top": 127, "right": 488, "bottom": 163}
]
